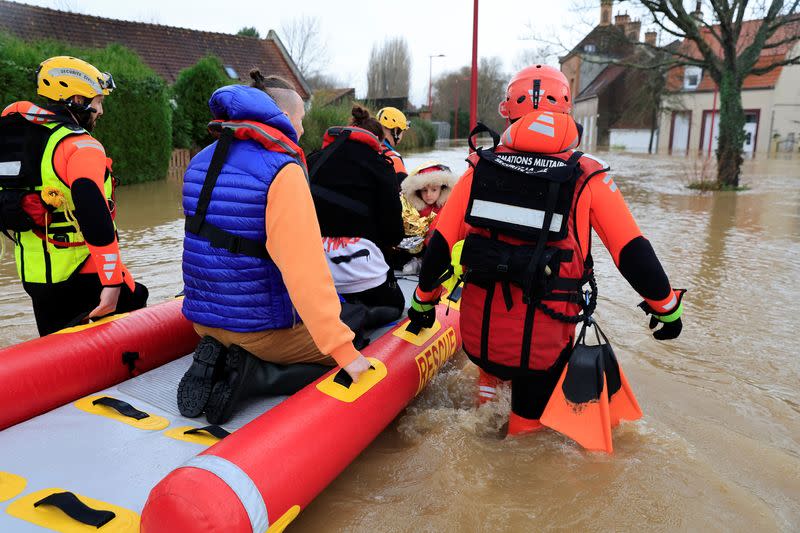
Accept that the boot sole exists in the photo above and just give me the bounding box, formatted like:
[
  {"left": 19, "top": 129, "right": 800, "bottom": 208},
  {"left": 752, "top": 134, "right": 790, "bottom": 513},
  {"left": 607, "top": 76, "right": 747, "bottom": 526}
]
[
  {"left": 205, "top": 346, "right": 250, "bottom": 425},
  {"left": 177, "top": 337, "right": 226, "bottom": 418}
]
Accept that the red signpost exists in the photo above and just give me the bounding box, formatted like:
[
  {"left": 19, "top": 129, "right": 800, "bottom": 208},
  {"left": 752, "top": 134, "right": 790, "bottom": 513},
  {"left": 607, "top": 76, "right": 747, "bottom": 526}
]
[{"left": 470, "top": 0, "right": 479, "bottom": 134}]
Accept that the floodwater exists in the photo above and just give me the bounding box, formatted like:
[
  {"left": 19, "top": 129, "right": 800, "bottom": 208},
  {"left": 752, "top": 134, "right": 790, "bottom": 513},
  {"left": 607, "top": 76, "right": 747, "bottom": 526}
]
[{"left": 1, "top": 145, "right": 798, "bottom": 532}]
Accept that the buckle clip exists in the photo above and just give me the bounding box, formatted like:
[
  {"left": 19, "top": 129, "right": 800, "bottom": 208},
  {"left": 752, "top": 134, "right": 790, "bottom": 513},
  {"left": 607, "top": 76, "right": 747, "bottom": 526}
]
[{"left": 227, "top": 236, "right": 241, "bottom": 254}]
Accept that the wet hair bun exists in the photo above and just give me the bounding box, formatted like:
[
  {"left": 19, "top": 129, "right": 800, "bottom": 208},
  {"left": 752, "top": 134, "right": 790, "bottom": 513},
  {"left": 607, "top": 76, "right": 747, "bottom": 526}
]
[
  {"left": 250, "top": 68, "right": 266, "bottom": 90},
  {"left": 351, "top": 104, "right": 370, "bottom": 121}
]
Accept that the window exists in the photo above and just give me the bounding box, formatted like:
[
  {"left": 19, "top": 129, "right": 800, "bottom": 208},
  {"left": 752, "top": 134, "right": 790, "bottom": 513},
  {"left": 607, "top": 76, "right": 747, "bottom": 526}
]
[
  {"left": 684, "top": 66, "right": 702, "bottom": 90},
  {"left": 224, "top": 65, "right": 239, "bottom": 79},
  {"left": 584, "top": 43, "right": 596, "bottom": 53}
]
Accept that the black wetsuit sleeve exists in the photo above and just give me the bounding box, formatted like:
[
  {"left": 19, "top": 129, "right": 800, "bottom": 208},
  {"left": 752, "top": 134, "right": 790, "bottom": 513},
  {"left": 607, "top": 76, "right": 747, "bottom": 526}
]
[
  {"left": 71, "top": 177, "right": 115, "bottom": 246},
  {"left": 375, "top": 164, "right": 405, "bottom": 249},
  {"left": 617, "top": 237, "right": 672, "bottom": 302},
  {"left": 418, "top": 230, "right": 452, "bottom": 292}
]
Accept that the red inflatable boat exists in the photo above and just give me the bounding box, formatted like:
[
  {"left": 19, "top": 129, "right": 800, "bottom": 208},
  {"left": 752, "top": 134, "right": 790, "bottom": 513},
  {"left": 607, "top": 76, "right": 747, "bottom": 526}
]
[{"left": 0, "top": 280, "right": 462, "bottom": 532}]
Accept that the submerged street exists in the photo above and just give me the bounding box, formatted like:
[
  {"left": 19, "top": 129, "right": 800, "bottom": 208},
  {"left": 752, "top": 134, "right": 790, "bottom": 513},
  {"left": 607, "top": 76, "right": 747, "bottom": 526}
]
[{"left": 1, "top": 145, "right": 798, "bottom": 531}]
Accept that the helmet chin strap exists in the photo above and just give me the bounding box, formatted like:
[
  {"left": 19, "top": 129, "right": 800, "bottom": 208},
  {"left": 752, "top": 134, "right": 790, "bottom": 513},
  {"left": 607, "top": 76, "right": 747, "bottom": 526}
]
[{"left": 61, "top": 99, "right": 97, "bottom": 131}]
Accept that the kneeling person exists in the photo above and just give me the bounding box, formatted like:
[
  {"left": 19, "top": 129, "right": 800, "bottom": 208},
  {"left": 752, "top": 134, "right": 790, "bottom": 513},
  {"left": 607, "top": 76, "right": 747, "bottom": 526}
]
[{"left": 178, "top": 72, "right": 371, "bottom": 424}]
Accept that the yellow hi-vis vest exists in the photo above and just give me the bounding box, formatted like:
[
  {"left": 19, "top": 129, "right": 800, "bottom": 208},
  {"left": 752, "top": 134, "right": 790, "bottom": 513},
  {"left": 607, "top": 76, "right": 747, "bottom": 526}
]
[{"left": 14, "top": 122, "right": 114, "bottom": 284}]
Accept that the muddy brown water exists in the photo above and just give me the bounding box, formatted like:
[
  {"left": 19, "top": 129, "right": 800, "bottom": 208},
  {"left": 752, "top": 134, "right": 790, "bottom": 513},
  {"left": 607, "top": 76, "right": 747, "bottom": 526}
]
[{"left": 1, "top": 146, "right": 798, "bottom": 532}]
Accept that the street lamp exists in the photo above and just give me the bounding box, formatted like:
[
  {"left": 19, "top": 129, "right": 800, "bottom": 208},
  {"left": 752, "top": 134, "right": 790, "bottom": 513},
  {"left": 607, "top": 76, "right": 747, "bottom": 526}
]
[{"left": 428, "top": 54, "right": 446, "bottom": 114}]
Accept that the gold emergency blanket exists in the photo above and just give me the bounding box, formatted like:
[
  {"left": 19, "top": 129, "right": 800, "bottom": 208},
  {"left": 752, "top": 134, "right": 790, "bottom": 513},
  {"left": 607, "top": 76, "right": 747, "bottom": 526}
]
[{"left": 399, "top": 196, "right": 436, "bottom": 253}]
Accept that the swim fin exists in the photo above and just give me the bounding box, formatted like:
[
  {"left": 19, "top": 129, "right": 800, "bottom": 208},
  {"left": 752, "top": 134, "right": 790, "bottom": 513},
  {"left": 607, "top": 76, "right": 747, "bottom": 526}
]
[
  {"left": 540, "top": 322, "right": 641, "bottom": 453},
  {"left": 602, "top": 343, "right": 642, "bottom": 427}
]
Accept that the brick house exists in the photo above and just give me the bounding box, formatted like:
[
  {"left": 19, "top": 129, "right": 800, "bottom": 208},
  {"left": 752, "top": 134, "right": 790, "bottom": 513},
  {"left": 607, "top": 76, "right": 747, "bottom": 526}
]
[
  {"left": 658, "top": 16, "right": 800, "bottom": 157},
  {"left": 560, "top": 0, "right": 661, "bottom": 152},
  {"left": 0, "top": 0, "right": 310, "bottom": 99}
]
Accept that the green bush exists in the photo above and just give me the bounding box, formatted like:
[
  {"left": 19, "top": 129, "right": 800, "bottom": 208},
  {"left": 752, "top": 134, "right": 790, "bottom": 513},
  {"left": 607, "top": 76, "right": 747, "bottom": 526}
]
[
  {"left": 0, "top": 33, "right": 172, "bottom": 184},
  {"left": 172, "top": 56, "right": 230, "bottom": 149},
  {"left": 298, "top": 102, "right": 438, "bottom": 155},
  {"left": 299, "top": 102, "right": 353, "bottom": 153},
  {"left": 402, "top": 118, "right": 437, "bottom": 151}
]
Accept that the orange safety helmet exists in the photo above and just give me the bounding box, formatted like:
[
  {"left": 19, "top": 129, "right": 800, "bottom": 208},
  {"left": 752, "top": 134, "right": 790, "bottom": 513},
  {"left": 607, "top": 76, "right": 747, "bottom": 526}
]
[{"left": 499, "top": 65, "right": 571, "bottom": 120}]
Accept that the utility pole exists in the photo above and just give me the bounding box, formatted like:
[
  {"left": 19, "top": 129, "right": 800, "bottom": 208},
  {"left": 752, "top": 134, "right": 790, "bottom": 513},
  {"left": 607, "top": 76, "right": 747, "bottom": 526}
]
[
  {"left": 428, "top": 54, "right": 445, "bottom": 114},
  {"left": 470, "top": 0, "right": 479, "bottom": 134}
]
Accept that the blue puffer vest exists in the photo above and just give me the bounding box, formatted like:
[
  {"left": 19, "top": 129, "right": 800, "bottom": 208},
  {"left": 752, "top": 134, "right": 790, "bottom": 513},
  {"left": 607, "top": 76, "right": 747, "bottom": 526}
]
[{"left": 182, "top": 85, "right": 298, "bottom": 332}]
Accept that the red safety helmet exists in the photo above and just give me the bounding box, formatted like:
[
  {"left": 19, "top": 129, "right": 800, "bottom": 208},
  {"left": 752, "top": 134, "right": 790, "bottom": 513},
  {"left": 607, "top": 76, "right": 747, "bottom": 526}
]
[{"left": 499, "top": 65, "right": 572, "bottom": 120}]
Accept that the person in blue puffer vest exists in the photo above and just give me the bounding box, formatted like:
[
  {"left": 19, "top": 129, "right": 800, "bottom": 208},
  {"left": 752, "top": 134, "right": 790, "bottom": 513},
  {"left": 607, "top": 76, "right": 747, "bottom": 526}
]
[{"left": 177, "top": 71, "right": 372, "bottom": 424}]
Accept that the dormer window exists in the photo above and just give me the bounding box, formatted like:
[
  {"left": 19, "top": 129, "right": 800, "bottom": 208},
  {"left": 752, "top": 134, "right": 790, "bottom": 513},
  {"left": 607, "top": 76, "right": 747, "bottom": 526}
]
[
  {"left": 224, "top": 65, "right": 239, "bottom": 79},
  {"left": 684, "top": 66, "right": 702, "bottom": 90}
]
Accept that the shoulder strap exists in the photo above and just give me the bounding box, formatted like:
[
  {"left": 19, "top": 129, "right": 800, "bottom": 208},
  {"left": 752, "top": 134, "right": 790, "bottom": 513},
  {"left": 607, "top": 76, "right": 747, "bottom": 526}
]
[
  {"left": 309, "top": 129, "right": 351, "bottom": 181},
  {"left": 184, "top": 128, "right": 271, "bottom": 260},
  {"left": 186, "top": 128, "right": 233, "bottom": 235},
  {"left": 468, "top": 122, "right": 501, "bottom": 153},
  {"left": 308, "top": 129, "right": 371, "bottom": 218}
]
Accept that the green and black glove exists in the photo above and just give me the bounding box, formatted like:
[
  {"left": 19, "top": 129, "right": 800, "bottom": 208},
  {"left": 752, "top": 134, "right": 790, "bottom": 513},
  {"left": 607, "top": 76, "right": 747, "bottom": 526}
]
[
  {"left": 407, "top": 292, "right": 438, "bottom": 335},
  {"left": 639, "top": 289, "right": 686, "bottom": 340}
]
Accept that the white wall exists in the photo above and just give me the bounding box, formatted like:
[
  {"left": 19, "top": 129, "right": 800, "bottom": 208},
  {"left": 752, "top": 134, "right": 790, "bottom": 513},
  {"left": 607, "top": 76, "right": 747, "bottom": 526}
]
[
  {"left": 609, "top": 129, "right": 658, "bottom": 153},
  {"left": 574, "top": 97, "right": 599, "bottom": 151}
]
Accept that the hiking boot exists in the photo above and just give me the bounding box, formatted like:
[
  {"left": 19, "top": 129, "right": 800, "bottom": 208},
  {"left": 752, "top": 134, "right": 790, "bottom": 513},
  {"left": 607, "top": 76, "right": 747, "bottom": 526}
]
[{"left": 177, "top": 336, "right": 228, "bottom": 418}]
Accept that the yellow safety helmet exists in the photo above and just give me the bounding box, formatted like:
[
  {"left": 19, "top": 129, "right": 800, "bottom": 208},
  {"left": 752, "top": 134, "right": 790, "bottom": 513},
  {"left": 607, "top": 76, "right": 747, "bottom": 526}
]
[
  {"left": 376, "top": 107, "right": 409, "bottom": 131},
  {"left": 36, "top": 56, "right": 116, "bottom": 102}
]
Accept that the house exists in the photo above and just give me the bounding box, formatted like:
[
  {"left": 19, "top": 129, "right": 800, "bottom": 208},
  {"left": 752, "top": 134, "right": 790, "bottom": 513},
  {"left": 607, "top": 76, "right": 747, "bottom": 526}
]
[
  {"left": 560, "top": 0, "right": 660, "bottom": 152},
  {"left": 658, "top": 15, "right": 800, "bottom": 156},
  {"left": 313, "top": 88, "right": 356, "bottom": 108},
  {"left": 0, "top": 0, "right": 310, "bottom": 99}
]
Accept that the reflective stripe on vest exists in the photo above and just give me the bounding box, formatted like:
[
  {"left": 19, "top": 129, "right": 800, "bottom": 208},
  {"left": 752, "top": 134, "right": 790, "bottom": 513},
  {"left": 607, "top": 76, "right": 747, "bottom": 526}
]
[
  {"left": 182, "top": 455, "right": 269, "bottom": 533},
  {"left": 14, "top": 122, "right": 113, "bottom": 284}
]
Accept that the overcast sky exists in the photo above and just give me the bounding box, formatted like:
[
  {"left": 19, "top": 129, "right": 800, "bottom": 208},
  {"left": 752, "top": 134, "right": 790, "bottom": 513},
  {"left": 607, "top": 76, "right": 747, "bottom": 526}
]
[{"left": 14, "top": 0, "right": 606, "bottom": 105}]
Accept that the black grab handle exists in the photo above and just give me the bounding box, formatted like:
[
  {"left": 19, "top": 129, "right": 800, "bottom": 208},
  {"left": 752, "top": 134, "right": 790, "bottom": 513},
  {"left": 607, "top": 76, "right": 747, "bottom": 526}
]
[
  {"left": 92, "top": 397, "right": 149, "bottom": 420},
  {"left": 184, "top": 425, "right": 230, "bottom": 439},
  {"left": 34, "top": 492, "right": 115, "bottom": 529},
  {"left": 333, "top": 365, "right": 375, "bottom": 389}
]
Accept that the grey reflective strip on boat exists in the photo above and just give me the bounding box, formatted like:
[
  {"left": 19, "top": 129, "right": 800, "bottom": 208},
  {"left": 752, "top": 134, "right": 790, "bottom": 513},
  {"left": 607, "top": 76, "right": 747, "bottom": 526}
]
[{"left": 183, "top": 455, "right": 268, "bottom": 532}]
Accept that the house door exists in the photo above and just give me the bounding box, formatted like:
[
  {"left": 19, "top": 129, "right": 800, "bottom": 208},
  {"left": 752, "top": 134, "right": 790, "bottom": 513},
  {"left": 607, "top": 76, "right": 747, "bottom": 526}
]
[
  {"left": 702, "top": 110, "right": 759, "bottom": 156},
  {"left": 742, "top": 114, "right": 758, "bottom": 156},
  {"left": 671, "top": 111, "right": 691, "bottom": 154}
]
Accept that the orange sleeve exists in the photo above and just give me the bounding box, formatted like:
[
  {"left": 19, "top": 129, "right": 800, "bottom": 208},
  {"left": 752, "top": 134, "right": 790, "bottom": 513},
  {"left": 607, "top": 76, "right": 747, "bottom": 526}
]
[
  {"left": 56, "top": 134, "right": 106, "bottom": 189},
  {"left": 586, "top": 173, "right": 643, "bottom": 265},
  {"left": 55, "top": 136, "right": 132, "bottom": 288},
  {"left": 588, "top": 174, "right": 678, "bottom": 313},
  {"left": 265, "top": 163, "right": 359, "bottom": 367},
  {"left": 391, "top": 154, "right": 407, "bottom": 177}
]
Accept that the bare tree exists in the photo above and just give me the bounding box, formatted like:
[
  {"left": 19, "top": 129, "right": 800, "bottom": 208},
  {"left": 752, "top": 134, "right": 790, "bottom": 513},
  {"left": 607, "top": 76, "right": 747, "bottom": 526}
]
[
  {"left": 620, "top": 0, "right": 800, "bottom": 188},
  {"left": 279, "top": 16, "right": 329, "bottom": 79},
  {"left": 432, "top": 57, "right": 509, "bottom": 136},
  {"left": 514, "top": 45, "right": 559, "bottom": 70},
  {"left": 367, "top": 37, "right": 412, "bottom": 99}
]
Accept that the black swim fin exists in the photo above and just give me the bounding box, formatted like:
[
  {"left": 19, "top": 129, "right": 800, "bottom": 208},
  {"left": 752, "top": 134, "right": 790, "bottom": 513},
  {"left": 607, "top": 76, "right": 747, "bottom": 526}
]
[{"left": 540, "top": 321, "right": 641, "bottom": 453}]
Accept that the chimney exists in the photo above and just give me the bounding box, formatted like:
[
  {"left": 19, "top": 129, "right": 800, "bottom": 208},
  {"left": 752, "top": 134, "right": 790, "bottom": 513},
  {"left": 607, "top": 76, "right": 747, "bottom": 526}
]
[
  {"left": 627, "top": 19, "right": 641, "bottom": 41},
  {"left": 691, "top": 1, "right": 703, "bottom": 22},
  {"left": 600, "top": 0, "right": 612, "bottom": 26},
  {"left": 645, "top": 30, "right": 657, "bottom": 46},
  {"left": 615, "top": 13, "right": 631, "bottom": 27}
]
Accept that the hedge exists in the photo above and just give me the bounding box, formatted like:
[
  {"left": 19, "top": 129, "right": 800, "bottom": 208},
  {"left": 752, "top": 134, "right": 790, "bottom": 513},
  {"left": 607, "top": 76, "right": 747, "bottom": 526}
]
[
  {"left": 299, "top": 101, "right": 437, "bottom": 155},
  {"left": 0, "top": 32, "right": 172, "bottom": 184},
  {"left": 171, "top": 56, "right": 230, "bottom": 150}
]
